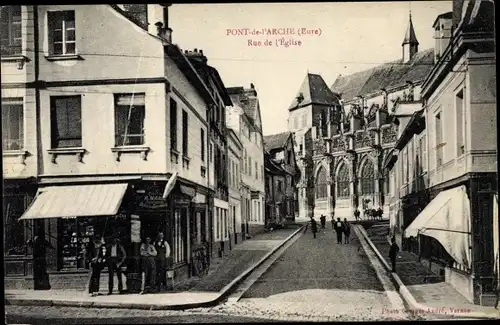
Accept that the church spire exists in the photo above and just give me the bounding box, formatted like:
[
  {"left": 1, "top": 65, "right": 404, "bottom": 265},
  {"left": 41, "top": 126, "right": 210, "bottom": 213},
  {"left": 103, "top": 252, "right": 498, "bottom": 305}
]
[
  {"left": 402, "top": 11, "right": 419, "bottom": 46},
  {"left": 402, "top": 9, "right": 419, "bottom": 63}
]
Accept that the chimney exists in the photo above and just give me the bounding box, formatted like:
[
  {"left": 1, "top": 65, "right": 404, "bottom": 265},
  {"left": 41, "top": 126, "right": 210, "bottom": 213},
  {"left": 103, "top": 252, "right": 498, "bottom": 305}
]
[
  {"left": 433, "top": 12, "right": 453, "bottom": 63},
  {"left": 250, "top": 83, "right": 255, "bottom": 89}
]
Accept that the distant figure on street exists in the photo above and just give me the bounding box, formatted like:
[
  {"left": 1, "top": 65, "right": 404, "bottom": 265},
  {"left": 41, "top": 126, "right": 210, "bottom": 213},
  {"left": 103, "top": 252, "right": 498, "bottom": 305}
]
[
  {"left": 354, "top": 208, "right": 361, "bottom": 222},
  {"left": 88, "top": 240, "right": 107, "bottom": 296},
  {"left": 27, "top": 228, "right": 54, "bottom": 290},
  {"left": 334, "top": 218, "right": 344, "bottom": 244},
  {"left": 331, "top": 215, "right": 335, "bottom": 230},
  {"left": 376, "top": 207, "right": 383, "bottom": 221},
  {"left": 106, "top": 236, "right": 127, "bottom": 295},
  {"left": 343, "top": 218, "right": 351, "bottom": 244},
  {"left": 320, "top": 215, "right": 326, "bottom": 229},
  {"left": 153, "top": 231, "right": 171, "bottom": 292},
  {"left": 310, "top": 217, "right": 318, "bottom": 238},
  {"left": 140, "top": 236, "right": 158, "bottom": 294},
  {"left": 389, "top": 237, "right": 400, "bottom": 272}
]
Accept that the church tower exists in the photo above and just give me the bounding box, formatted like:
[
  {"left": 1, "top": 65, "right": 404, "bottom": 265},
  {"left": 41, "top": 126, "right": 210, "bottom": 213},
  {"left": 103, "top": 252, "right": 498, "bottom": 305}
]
[{"left": 402, "top": 12, "right": 419, "bottom": 63}]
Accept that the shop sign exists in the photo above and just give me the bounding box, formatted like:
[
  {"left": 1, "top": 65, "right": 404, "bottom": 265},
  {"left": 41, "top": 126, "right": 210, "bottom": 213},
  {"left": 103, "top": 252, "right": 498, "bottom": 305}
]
[
  {"left": 139, "top": 188, "right": 169, "bottom": 209},
  {"left": 130, "top": 214, "right": 141, "bottom": 243}
]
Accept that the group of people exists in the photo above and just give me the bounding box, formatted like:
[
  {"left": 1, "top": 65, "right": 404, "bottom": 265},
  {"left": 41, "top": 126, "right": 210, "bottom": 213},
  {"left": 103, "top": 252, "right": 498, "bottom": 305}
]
[
  {"left": 309, "top": 215, "right": 351, "bottom": 244},
  {"left": 88, "top": 231, "right": 172, "bottom": 296}
]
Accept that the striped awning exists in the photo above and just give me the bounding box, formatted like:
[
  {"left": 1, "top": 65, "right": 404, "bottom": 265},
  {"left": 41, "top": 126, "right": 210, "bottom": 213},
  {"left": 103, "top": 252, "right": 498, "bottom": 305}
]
[{"left": 19, "top": 183, "right": 129, "bottom": 220}]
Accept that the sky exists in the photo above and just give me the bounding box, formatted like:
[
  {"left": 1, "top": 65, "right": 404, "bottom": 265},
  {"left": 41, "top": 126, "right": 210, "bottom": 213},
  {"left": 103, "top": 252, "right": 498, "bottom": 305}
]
[{"left": 169, "top": 1, "right": 453, "bottom": 135}]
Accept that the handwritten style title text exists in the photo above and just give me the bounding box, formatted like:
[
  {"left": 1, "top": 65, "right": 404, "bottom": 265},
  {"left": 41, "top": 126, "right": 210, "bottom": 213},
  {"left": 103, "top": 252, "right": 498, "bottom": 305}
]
[{"left": 226, "top": 28, "right": 322, "bottom": 48}]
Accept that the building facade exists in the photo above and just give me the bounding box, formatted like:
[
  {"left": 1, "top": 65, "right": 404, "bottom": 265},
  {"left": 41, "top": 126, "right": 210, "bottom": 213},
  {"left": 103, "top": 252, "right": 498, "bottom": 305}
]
[
  {"left": 183, "top": 49, "right": 233, "bottom": 258},
  {"left": 289, "top": 14, "right": 437, "bottom": 222},
  {"left": 392, "top": 0, "right": 497, "bottom": 305},
  {"left": 263, "top": 132, "right": 299, "bottom": 222},
  {"left": 227, "top": 128, "right": 243, "bottom": 245},
  {"left": 226, "top": 84, "right": 266, "bottom": 236},
  {"left": 264, "top": 151, "right": 286, "bottom": 225},
  {"left": 2, "top": 4, "right": 226, "bottom": 290}
]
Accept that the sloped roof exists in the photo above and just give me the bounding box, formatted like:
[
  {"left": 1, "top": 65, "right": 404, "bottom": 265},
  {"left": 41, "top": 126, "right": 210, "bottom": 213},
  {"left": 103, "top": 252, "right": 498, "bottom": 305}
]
[
  {"left": 264, "top": 132, "right": 291, "bottom": 151},
  {"left": 331, "top": 48, "right": 434, "bottom": 102},
  {"left": 227, "top": 86, "right": 259, "bottom": 121},
  {"left": 288, "top": 73, "right": 340, "bottom": 111}
]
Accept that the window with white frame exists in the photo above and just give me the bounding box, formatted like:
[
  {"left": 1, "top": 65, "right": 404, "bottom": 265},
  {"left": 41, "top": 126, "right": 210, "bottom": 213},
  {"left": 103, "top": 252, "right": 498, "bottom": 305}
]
[
  {"left": 456, "top": 89, "right": 465, "bottom": 156},
  {"left": 255, "top": 161, "right": 258, "bottom": 179},
  {"left": 48, "top": 10, "right": 76, "bottom": 56},
  {"left": 248, "top": 156, "right": 252, "bottom": 176},
  {"left": 0, "top": 6, "right": 22, "bottom": 56},
  {"left": 114, "top": 93, "right": 145, "bottom": 146},
  {"left": 2, "top": 98, "right": 24, "bottom": 150}
]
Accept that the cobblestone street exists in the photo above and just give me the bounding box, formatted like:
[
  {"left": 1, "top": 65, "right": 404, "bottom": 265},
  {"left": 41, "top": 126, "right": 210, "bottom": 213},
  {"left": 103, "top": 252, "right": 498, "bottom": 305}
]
[{"left": 6, "top": 227, "right": 412, "bottom": 323}]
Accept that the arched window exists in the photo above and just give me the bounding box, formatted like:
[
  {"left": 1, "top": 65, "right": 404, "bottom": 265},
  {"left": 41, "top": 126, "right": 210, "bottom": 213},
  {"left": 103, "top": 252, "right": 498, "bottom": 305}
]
[
  {"left": 315, "top": 166, "right": 328, "bottom": 199},
  {"left": 360, "top": 159, "right": 375, "bottom": 195},
  {"left": 337, "top": 164, "right": 350, "bottom": 198}
]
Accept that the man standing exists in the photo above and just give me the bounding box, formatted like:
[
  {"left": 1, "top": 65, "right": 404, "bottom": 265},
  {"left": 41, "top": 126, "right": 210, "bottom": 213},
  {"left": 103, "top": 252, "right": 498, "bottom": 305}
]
[
  {"left": 377, "top": 207, "right": 383, "bottom": 221},
  {"left": 310, "top": 217, "right": 318, "bottom": 239},
  {"left": 389, "top": 237, "right": 400, "bottom": 272},
  {"left": 320, "top": 215, "right": 326, "bottom": 229},
  {"left": 106, "top": 236, "right": 126, "bottom": 295},
  {"left": 27, "top": 228, "right": 54, "bottom": 290},
  {"left": 153, "top": 231, "right": 171, "bottom": 292},
  {"left": 354, "top": 208, "right": 360, "bottom": 222},
  {"left": 334, "top": 218, "right": 344, "bottom": 244},
  {"left": 140, "top": 236, "right": 157, "bottom": 294}
]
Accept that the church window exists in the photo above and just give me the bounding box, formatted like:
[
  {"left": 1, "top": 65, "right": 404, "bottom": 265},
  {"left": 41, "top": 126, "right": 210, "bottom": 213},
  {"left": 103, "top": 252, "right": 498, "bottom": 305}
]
[
  {"left": 337, "top": 164, "right": 350, "bottom": 198},
  {"left": 360, "top": 159, "right": 375, "bottom": 195},
  {"left": 315, "top": 166, "right": 328, "bottom": 199}
]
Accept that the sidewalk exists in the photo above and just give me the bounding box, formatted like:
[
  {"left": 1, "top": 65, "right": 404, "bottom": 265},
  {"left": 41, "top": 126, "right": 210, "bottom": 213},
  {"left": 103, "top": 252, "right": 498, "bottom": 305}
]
[
  {"left": 356, "top": 223, "right": 500, "bottom": 320},
  {"left": 5, "top": 225, "right": 304, "bottom": 311}
]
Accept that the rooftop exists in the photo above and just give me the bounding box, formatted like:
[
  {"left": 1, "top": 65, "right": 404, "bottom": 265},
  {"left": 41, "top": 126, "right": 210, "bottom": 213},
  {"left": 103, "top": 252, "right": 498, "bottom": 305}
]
[{"left": 264, "top": 132, "right": 292, "bottom": 151}]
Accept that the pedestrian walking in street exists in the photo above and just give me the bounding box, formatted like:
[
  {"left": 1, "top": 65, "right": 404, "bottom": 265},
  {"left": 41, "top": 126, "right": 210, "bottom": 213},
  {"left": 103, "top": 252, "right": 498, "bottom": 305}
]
[
  {"left": 320, "top": 215, "right": 326, "bottom": 229},
  {"left": 376, "top": 207, "right": 383, "bottom": 221},
  {"left": 140, "top": 236, "right": 157, "bottom": 294},
  {"left": 27, "top": 228, "right": 54, "bottom": 290},
  {"left": 310, "top": 217, "right": 318, "bottom": 238},
  {"left": 106, "top": 236, "right": 127, "bottom": 295},
  {"left": 389, "top": 237, "right": 400, "bottom": 272},
  {"left": 88, "top": 240, "right": 107, "bottom": 297},
  {"left": 153, "top": 231, "right": 171, "bottom": 292},
  {"left": 343, "top": 218, "right": 351, "bottom": 244},
  {"left": 354, "top": 208, "right": 360, "bottom": 222},
  {"left": 334, "top": 218, "right": 344, "bottom": 244}
]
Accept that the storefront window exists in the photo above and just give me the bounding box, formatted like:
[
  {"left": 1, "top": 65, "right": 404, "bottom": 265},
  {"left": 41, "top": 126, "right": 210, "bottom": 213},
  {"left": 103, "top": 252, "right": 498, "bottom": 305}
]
[
  {"left": 173, "top": 209, "right": 187, "bottom": 264},
  {"left": 3, "top": 194, "right": 29, "bottom": 256},
  {"left": 59, "top": 216, "right": 128, "bottom": 270}
]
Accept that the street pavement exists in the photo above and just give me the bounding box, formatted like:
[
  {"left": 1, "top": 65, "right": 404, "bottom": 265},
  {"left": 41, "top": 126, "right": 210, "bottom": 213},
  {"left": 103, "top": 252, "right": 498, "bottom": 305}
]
[{"left": 5, "top": 224, "right": 417, "bottom": 322}]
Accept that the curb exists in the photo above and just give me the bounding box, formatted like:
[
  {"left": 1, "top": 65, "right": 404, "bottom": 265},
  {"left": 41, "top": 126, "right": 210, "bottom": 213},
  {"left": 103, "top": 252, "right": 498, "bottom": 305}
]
[
  {"left": 5, "top": 225, "right": 305, "bottom": 311},
  {"left": 354, "top": 225, "right": 499, "bottom": 320}
]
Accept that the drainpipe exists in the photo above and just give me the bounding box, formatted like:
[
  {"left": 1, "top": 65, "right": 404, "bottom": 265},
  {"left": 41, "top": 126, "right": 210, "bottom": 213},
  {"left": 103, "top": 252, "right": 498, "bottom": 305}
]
[{"left": 33, "top": 5, "right": 43, "bottom": 237}]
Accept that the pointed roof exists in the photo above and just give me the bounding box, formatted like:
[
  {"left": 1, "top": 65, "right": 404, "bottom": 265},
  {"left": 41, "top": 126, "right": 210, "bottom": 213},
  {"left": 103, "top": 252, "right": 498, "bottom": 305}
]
[
  {"left": 264, "top": 132, "right": 292, "bottom": 151},
  {"left": 402, "top": 13, "right": 419, "bottom": 45},
  {"left": 288, "top": 73, "right": 340, "bottom": 111},
  {"left": 227, "top": 86, "right": 260, "bottom": 123}
]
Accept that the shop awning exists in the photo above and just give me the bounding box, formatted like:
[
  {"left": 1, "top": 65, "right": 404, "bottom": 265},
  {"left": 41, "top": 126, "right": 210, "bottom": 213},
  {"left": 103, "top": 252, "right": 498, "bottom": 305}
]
[
  {"left": 404, "top": 185, "right": 471, "bottom": 268},
  {"left": 19, "top": 183, "right": 129, "bottom": 220}
]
